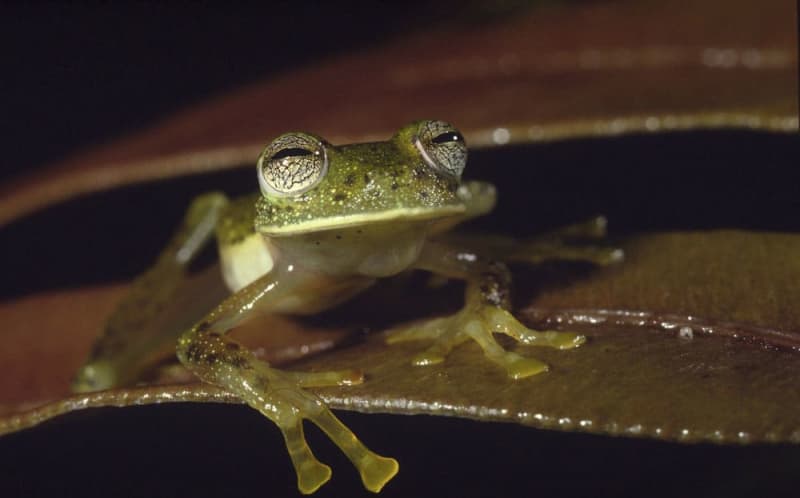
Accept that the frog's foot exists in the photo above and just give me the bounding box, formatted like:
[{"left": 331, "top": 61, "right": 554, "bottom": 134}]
[
  {"left": 514, "top": 215, "right": 623, "bottom": 266},
  {"left": 547, "top": 215, "right": 610, "bottom": 240},
  {"left": 251, "top": 367, "right": 398, "bottom": 494},
  {"left": 286, "top": 368, "right": 365, "bottom": 388},
  {"left": 513, "top": 244, "right": 624, "bottom": 266},
  {"left": 386, "top": 307, "right": 585, "bottom": 379}
]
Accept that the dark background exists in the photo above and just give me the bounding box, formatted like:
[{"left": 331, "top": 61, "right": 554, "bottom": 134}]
[
  {"left": 2, "top": 3, "right": 800, "bottom": 498},
  {"left": 1, "top": 1, "right": 505, "bottom": 183}
]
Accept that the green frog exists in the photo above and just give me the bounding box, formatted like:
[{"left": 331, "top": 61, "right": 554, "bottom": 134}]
[{"left": 72, "top": 120, "right": 620, "bottom": 493}]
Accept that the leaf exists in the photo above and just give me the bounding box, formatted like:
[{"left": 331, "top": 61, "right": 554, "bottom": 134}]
[
  {"left": 3, "top": 231, "right": 800, "bottom": 445},
  {"left": 0, "top": 0, "right": 795, "bottom": 225},
  {"left": 302, "top": 231, "right": 800, "bottom": 444}
]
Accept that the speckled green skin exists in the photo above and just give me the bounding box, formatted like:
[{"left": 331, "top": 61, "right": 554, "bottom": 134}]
[
  {"left": 255, "top": 122, "right": 464, "bottom": 236},
  {"left": 73, "top": 120, "right": 615, "bottom": 494}
]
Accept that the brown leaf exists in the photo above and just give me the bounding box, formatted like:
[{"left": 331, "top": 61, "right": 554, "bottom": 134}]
[
  {"left": 3, "top": 232, "right": 800, "bottom": 445},
  {"left": 304, "top": 231, "right": 800, "bottom": 444}
]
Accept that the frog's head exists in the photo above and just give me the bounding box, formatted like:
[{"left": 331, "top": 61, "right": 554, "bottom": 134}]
[{"left": 254, "top": 120, "right": 468, "bottom": 236}]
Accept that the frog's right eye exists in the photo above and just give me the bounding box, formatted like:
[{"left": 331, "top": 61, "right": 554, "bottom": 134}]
[{"left": 258, "top": 133, "right": 328, "bottom": 197}]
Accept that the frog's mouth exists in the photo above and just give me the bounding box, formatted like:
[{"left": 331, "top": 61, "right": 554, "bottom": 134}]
[{"left": 258, "top": 204, "right": 466, "bottom": 236}]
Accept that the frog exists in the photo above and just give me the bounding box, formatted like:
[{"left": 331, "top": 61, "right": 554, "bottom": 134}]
[{"left": 71, "top": 120, "right": 621, "bottom": 494}]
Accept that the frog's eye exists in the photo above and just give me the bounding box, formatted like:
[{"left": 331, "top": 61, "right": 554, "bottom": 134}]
[
  {"left": 258, "top": 133, "right": 328, "bottom": 197},
  {"left": 414, "top": 120, "right": 467, "bottom": 179}
]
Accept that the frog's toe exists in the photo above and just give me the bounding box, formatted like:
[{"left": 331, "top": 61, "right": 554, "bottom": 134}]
[
  {"left": 514, "top": 244, "right": 624, "bottom": 266},
  {"left": 462, "top": 318, "right": 552, "bottom": 379},
  {"left": 358, "top": 454, "right": 400, "bottom": 493},
  {"left": 413, "top": 329, "right": 469, "bottom": 366},
  {"left": 288, "top": 368, "right": 365, "bottom": 388},
  {"left": 540, "top": 331, "right": 586, "bottom": 349},
  {"left": 303, "top": 407, "right": 399, "bottom": 493},
  {"left": 411, "top": 348, "right": 446, "bottom": 366},
  {"left": 280, "top": 423, "right": 332, "bottom": 494},
  {"left": 512, "top": 327, "right": 586, "bottom": 350},
  {"left": 71, "top": 360, "right": 118, "bottom": 393},
  {"left": 486, "top": 308, "right": 586, "bottom": 350},
  {"left": 590, "top": 247, "right": 625, "bottom": 266},
  {"left": 502, "top": 352, "right": 549, "bottom": 379},
  {"left": 558, "top": 215, "right": 609, "bottom": 239},
  {"left": 387, "top": 318, "right": 471, "bottom": 366},
  {"left": 385, "top": 316, "right": 448, "bottom": 344},
  {"left": 297, "top": 459, "right": 332, "bottom": 494}
]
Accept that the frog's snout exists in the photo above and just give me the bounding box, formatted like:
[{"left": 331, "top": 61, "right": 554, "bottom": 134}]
[{"left": 71, "top": 361, "right": 117, "bottom": 393}]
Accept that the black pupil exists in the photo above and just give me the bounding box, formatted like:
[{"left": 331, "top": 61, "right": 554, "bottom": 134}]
[
  {"left": 432, "top": 131, "right": 463, "bottom": 144},
  {"left": 272, "top": 147, "right": 313, "bottom": 160}
]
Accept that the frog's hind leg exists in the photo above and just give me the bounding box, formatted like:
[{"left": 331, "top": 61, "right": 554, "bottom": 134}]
[
  {"left": 510, "top": 216, "right": 624, "bottom": 266},
  {"left": 436, "top": 215, "right": 623, "bottom": 267},
  {"left": 387, "top": 243, "right": 584, "bottom": 379},
  {"left": 73, "top": 192, "right": 229, "bottom": 392}
]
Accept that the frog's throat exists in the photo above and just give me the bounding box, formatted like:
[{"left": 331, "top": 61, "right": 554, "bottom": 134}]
[{"left": 257, "top": 204, "right": 465, "bottom": 236}]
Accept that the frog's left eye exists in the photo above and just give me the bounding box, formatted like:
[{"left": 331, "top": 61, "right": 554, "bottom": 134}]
[
  {"left": 414, "top": 120, "right": 467, "bottom": 179},
  {"left": 258, "top": 133, "right": 328, "bottom": 197}
]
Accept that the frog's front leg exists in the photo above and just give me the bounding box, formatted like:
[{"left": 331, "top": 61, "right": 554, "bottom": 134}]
[
  {"left": 387, "top": 242, "right": 584, "bottom": 378},
  {"left": 176, "top": 267, "right": 398, "bottom": 494},
  {"left": 73, "top": 192, "right": 229, "bottom": 392}
]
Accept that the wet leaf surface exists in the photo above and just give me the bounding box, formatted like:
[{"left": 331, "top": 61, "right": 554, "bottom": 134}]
[
  {"left": 2, "top": 128, "right": 799, "bottom": 444},
  {"left": 3, "top": 231, "right": 800, "bottom": 446},
  {"left": 304, "top": 232, "right": 800, "bottom": 445}
]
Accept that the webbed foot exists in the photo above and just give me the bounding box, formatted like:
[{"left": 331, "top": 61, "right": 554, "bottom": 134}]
[
  {"left": 386, "top": 305, "right": 584, "bottom": 379},
  {"left": 512, "top": 216, "right": 624, "bottom": 266},
  {"left": 179, "top": 320, "right": 398, "bottom": 493},
  {"left": 245, "top": 366, "right": 398, "bottom": 493}
]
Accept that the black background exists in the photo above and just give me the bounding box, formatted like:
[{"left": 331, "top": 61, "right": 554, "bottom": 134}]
[{"left": 1, "top": 2, "right": 459, "bottom": 183}]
